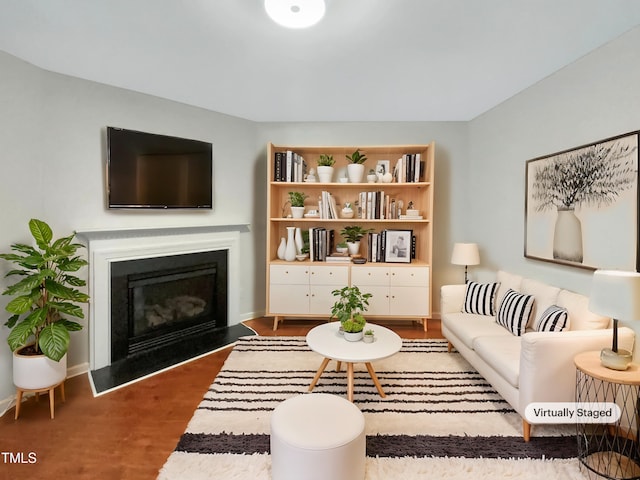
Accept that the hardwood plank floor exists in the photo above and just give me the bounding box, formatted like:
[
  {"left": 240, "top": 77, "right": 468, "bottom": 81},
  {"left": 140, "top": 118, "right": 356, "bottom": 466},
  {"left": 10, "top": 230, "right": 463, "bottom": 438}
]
[{"left": 0, "top": 317, "right": 443, "bottom": 480}]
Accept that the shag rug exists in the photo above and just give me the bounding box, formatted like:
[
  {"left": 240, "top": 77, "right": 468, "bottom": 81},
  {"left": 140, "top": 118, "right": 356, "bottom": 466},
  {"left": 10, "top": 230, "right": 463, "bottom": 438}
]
[{"left": 158, "top": 336, "right": 587, "bottom": 479}]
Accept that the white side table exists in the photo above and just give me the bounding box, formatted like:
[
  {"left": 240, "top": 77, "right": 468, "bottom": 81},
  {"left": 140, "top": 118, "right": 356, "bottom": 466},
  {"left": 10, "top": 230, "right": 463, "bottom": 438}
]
[{"left": 306, "top": 322, "right": 402, "bottom": 402}]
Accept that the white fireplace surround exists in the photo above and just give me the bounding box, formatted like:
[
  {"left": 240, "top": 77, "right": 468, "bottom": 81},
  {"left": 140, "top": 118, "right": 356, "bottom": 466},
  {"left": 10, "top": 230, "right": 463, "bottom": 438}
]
[{"left": 77, "top": 225, "right": 245, "bottom": 371}]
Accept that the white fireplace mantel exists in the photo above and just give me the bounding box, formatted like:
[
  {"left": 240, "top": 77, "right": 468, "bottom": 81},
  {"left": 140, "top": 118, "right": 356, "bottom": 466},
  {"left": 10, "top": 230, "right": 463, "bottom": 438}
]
[{"left": 76, "top": 225, "right": 247, "bottom": 370}]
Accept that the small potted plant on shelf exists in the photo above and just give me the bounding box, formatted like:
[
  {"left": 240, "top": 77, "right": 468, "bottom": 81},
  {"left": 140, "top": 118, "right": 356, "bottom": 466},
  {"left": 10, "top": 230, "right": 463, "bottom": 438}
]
[
  {"left": 0, "top": 219, "right": 89, "bottom": 391},
  {"left": 330, "top": 285, "right": 372, "bottom": 342},
  {"left": 363, "top": 329, "right": 375, "bottom": 343},
  {"left": 346, "top": 148, "right": 367, "bottom": 183},
  {"left": 341, "top": 202, "right": 354, "bottom": 219},
  {"left": 336, "top": 242, "right": 348, "bottom": 254},
  {"left": 367, "top": 169, "right": 378, "bottom": 183},
  {"left": 287, "top": 191, "right": 308, "bottom": 218},
  {"left": 317, "top": 154, "right": 335, "bottom": 183},
  {"left": 340, "top": 225, "right": 373, "bottom": 255}
]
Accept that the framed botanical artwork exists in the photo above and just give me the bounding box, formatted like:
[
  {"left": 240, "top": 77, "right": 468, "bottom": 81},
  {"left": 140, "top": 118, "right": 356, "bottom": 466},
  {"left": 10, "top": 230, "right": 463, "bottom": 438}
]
[
  {"left": 525, "top": 130, "right": 639, "bottom": 271},
  {"left": 384, "top": 229, "right": 412, "bottom": 263}
]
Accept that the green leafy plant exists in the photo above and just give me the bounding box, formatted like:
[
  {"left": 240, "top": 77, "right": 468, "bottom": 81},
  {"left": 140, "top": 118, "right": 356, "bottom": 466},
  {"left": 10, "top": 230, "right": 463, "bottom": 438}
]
[
  {"left": 364, "top": 329, "right": 374, "bottom": 336},
  {"left": 342, "top": 316, "right": 366, "bottom": 333},
  {"left": 340, "top": 225, "right": 373, "bottom": 243},
  {"left": 0, "top": 219, "right": 89, "bottom": 361},
  {"left": 337, "top": 241, "right": 348, "bottom": 248},
  {"left": 330, "top": 285, "right": 372, "bottom": 324},
  {"left": 346, "top": 149, "right": 367, "bottom": 164},
  {"left": 288, "top": 191, "right": 308, "bottom": 207},
  {"left": 317, "top": 154, "right": 335, "bottom": 167}
]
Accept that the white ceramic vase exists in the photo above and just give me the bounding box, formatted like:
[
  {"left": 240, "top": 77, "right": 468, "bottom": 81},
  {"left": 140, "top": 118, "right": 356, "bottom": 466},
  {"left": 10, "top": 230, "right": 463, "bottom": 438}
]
[
  {"left": 284, "top": 227, "right": 297, "bottom": 261},
  {"left": 277, "top": 237, "right": 287, "bottom": 259},
  {"left": 13, "top": 348, "right": 67, "bottom": 390},
  {"left": 294, "top": 227, "right": 303, "bottom": 255},
  {"left": 347, "top": 164, "right": 365, "bottom": 183}
]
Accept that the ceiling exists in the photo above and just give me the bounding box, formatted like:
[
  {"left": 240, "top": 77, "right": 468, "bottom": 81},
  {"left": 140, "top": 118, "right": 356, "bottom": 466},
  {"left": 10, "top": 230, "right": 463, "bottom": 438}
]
[{"left": 1, "top": 0, "right": 640, "bottom": 122}]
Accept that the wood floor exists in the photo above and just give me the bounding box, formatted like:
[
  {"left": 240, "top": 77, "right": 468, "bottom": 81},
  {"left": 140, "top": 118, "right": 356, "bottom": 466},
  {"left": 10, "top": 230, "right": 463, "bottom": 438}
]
[{"left": 0, "top": 317, "right": 443, "bottom": 480}]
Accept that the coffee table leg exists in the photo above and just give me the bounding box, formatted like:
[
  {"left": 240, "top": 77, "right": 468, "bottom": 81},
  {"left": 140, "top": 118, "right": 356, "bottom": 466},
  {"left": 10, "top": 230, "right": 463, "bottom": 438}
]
[
  {"left": 347, "top": 363, "right": 355, "bottom": 402},
  {"left": 309, "top": 357, "right": 331, "bottom": 392},
  {"left": 365, "top": 362, "right": 386, "bottom": 398}
]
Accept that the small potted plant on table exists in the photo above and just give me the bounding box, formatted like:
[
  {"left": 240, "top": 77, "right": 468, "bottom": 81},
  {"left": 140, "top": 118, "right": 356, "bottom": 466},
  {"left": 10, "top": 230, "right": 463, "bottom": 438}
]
[
  {"left": 363, "top": 329, "right": 375, "bottom": 343},
  {"left": 330, "top": 285, "right": 372, "bottom": 342}
]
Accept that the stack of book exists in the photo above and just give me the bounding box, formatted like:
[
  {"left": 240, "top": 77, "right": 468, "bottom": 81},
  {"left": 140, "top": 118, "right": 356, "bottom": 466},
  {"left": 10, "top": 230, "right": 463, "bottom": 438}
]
[
  {"left": 393, "top": 153, "right": 423, "bottom": 183},
  {"left": 274, "top": 151, "right": 307, "bottom": 182}
]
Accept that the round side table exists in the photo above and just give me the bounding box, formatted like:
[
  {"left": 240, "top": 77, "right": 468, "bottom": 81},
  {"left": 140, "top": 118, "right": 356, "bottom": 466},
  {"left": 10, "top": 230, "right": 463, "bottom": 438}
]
[{"left": 574, "top": 351, "right": 640, "bottom": 480}]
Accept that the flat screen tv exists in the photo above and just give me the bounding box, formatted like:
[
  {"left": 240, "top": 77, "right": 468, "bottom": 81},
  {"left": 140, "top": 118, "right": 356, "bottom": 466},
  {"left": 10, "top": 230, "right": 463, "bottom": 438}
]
[{"left": 107, "top": 127, "right": 213, "bottom": 209}]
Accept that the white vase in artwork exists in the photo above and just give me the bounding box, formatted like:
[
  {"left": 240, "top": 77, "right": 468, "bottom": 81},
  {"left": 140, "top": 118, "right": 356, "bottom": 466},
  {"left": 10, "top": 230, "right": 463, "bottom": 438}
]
[
  {"left": 284, "top": 227, "right": 297, "bottom": 261},
  {"left": 294, "top": 227, "right": 303, "bottom": 255},
  {"left": 347, "top": 164, "right": 365, "bottom": 183},
  {"left": 553, "top": 207, "right": 583, "bottom": 263},
  {"left": 277, "top": 237, "right": 287, "bottom": 259}
]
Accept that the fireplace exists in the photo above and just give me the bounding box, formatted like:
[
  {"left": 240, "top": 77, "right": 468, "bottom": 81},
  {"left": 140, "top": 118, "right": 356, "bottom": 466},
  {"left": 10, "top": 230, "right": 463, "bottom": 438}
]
[{"left": 110, "top": 250, "right": 227, "bottom": 364}]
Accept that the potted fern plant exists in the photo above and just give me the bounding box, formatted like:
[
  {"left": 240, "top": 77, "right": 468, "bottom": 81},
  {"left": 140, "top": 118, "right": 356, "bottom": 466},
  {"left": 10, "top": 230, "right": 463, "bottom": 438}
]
[
  {"left": 0, "top": 219, "right": 89, "bottom": 390},
  {"left": 346, "top": 148, "right": 367, "bottom": 183}
]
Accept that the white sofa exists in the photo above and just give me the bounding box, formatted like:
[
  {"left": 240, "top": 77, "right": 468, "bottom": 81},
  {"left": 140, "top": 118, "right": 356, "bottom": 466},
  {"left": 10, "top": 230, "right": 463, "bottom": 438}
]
[{"left": 441, "top": 270, "right": 635, "bottom": 441}]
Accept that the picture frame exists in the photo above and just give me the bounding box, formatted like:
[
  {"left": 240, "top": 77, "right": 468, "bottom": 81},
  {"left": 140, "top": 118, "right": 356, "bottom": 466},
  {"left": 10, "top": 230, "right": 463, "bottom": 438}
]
[
  {"left": 525, "top": 130, "right": 639, "bottom": 271},
  {"left": 384, "top": 229, "right": 412, "bottom": 263},
  {"left": 376, "top": 160, "right": 390, "bottom": 177}
]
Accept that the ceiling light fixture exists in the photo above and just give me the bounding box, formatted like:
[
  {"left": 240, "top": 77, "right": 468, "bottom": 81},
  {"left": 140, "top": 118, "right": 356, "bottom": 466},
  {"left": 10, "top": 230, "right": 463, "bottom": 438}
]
[{"left": 265, "top": 0, "right": 326, "bottom": 29}]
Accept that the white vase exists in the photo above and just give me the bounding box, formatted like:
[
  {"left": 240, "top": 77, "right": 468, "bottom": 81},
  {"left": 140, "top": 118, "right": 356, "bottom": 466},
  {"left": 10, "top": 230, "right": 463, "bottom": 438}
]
[
  {"left": 347, "top": 164, "right": 365, "bottom": 183},
  {"left": 347, "top": 241, "right": 360, "bottom": 255},
  {"left": 277, "top": 237, "right": 287, "bottom": 259},
  {"left": 553, "top": 207, "right": 583, "bottom": 263},
  {"left": 341, "top": 207, "right": 354, "bottom": 219},
  {"left": 13, "top": 348, "right": 67, "bottom": 390},
  {"left": 284, "top": 227, "right": 297, "bottom": 261},
  {"left": 317, "top": 166, "right": 334, "bottom": 183},
  {"left": 294, "top": 227, "right": 303, "bottom": 255}
]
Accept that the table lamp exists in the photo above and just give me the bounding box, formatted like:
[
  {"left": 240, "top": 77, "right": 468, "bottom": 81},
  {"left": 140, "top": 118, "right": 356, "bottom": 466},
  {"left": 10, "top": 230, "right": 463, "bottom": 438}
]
[
  {"left": 451, "top": 243, "right": 480, "bottom": 283},
  {"left": 588, "top": 270, "right": 640, "bottom": 370}
]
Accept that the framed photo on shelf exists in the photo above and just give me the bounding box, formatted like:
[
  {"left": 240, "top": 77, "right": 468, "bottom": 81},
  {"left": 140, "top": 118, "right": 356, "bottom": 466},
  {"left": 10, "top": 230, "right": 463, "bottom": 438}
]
[
  {"left": 384, "top": 229, "right": 412, "bottom": 263},
  {"left": 376, "top": 160, "right": 390, "bottom": 177}
]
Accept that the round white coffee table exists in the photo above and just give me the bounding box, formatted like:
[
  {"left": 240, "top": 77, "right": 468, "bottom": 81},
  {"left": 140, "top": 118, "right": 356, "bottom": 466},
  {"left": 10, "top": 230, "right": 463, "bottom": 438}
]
[{"left": 306, "top": 322, "right": 402, "bottom": 402}]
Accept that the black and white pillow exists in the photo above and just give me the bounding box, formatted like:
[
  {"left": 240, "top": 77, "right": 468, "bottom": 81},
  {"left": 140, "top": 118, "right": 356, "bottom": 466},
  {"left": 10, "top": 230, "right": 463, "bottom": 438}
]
[
  {"left": 462, "top": 281, "right": 499, "bottom": 316},
  {"left": 496, "top": 289, "right": 535, "bottom": 336},
  {"left": 534, "top": 305, "right": 569, "bottom": 332}
]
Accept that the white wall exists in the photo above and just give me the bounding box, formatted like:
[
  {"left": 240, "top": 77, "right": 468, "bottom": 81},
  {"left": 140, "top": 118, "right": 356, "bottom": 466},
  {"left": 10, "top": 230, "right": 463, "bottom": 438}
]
[{"left": 468, "top": 26, "right": 640, "bottom": 353}]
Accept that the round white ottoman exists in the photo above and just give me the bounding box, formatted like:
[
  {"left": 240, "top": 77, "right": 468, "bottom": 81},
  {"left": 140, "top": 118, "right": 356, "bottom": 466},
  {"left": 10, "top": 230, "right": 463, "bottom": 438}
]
[{"left": 270, "top": 393, "right": 366, "bottom": 480}]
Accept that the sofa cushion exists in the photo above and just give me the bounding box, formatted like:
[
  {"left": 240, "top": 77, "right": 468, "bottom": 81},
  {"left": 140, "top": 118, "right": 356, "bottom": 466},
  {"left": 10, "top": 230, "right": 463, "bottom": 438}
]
[
  {"left": 443, "top": 312, "right": 511, "bottom": 350},
  {"left": 521, "top": 278, "right": 561, "bottom": 329},
  {"left": 463, "top": 281, "right": 499, "bottom": 315},
  {"left": 473, "top": 335, "right": 521, "bottom": 388},
  {"left": 557, "top": 290, "right": 610, "bottom": 330},
  {"left": 496, "top": 271, "right": 523, "bottom": 307},
  {"left": 496, "top": 289, "right": 535, "bottom": 336},
  {"left": 534, "top": 305, "right": 569, "bottom": 332}
]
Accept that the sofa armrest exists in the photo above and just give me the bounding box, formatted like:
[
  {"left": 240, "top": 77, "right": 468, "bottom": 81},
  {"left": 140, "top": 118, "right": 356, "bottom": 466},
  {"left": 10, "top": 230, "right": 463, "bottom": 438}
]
[
  {"left": 440, "top": 284, "right": 466, "bottom": 315},
  {"left": 518, "top": 327, "right": 635, "bottom": 416}
]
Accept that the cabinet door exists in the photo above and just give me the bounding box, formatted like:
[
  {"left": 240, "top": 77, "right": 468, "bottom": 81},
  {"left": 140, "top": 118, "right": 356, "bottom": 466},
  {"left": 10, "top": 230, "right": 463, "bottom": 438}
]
[
  {"left": 363, "top": 285, "right": 391, "bottom": 316},
  {"left": 389, "top": 286, "right": 429, "bottom": 316},
  {"left": 269, "top": 284, "right": 310, "bottom": 314},
  {"left": 270, "top": 264, "right": 309, "bottom": 284},
  {"left": 309, "top": 284, "right": 340, "bottom": 315}
]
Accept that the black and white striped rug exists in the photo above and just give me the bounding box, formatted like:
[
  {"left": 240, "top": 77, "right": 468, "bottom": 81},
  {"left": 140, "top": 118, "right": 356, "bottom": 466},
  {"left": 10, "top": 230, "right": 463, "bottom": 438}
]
[{"left": 158, "top": 336, "right": 585, "bottom": 479}]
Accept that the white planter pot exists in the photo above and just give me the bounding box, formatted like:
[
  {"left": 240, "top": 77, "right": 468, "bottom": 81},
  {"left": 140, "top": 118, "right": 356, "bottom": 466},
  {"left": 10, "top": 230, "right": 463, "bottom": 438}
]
[
  {"left": 291, "top": 206, "right": 305, "bottom": 219},
  {"left": 363, "top": 334, "right": 375, "bottom": 344},
  {"left": 347, "top": 164, "right": 365, "bottom": 183},
  {"left": 316, "top": 166, "right": 334, "bottom": 183},
  {"left": 347, "top": 241, "right": 360, "bottom": 255},
  {"left": 344, "top": 331, "right": 363, "bottom": 342},
  {"left": 13, "top": 348, "right": 67, "bottom": 390}
]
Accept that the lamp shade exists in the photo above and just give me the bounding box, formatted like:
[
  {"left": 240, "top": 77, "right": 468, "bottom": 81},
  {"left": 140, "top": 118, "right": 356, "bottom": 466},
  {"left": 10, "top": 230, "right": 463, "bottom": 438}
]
[
  {"left": 451, "top": 243, "right": 480, "bottom": 266},
  {"left": 589, "top": 270, "right": 640, "bottom": 320}
]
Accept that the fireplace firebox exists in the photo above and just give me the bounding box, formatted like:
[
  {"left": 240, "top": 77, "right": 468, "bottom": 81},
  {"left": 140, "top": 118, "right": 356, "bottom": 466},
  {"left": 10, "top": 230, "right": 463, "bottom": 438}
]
[{"left": 110, "top": 250, "right": 227, "bottom": 365}]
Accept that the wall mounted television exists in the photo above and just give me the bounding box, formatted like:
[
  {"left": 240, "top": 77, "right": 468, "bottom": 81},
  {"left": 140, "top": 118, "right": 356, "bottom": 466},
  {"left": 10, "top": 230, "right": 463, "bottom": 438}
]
[{"left": 107, "top": 127, "right": 213, "bottom": 209}]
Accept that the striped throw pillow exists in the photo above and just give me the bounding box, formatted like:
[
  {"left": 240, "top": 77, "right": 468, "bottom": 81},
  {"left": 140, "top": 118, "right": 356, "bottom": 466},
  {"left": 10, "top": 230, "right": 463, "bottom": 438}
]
[
  {"left": 496, "top": 289, "right": 535, "bottom": 336},
  {"left": 462, "top": 281, "right": 499, "bottom": 316},
  {"left": 534, "top": 305, "right": 569, "bottom": 332}
]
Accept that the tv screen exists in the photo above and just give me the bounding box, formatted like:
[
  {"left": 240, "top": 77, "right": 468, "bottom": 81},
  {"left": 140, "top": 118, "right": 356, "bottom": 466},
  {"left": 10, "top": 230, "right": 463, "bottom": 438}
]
[{"left": 107, "top": 127, "right": 213, "bottom": 209}]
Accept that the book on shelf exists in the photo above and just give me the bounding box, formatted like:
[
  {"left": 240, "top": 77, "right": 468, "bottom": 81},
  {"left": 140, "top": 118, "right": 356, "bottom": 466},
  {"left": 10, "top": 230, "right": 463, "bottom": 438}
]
[
  {"left": 273, "top": 150, "right": 306, "bottom": 182},
  {"left": 325, "top": 253, "right": 352, "bottom": 262},
  {"left": 393, "top": 153, "right": 423, "bottom": 183},
  {"left": 399, "top": 214, "right": 423, "bottom": 220}
]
